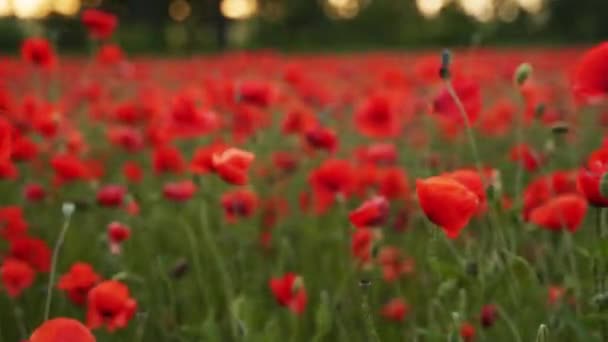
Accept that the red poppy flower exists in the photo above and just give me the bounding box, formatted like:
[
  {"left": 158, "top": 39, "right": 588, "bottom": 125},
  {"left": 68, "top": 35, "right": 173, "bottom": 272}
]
[
  {"left": 96, "top": 185, "right": 126, "bottom": 207},
  {"left": 281, "top": 106, "right": 317, "bottom": 135},
  {"left": 11, "top": 135, "right": 39, "bottom": 162},
  {"left": 238, "top": 81, "right": 275, "bottom": 107},
  {"left": 348, "top": 196, "right": 389, "bottom": 229},
  {"left": 51, "top": 154, "right": 89, "bottom": 183},
  {"left": 571, "top": 42, "right": 608, "bottom": 104},
  {"left": 351, "top": 229, "right": 377, "bottom": 265},
  {"left": 0, "top": 206, "right": 28, "bottom": 240},
  {"left": 304, "top": 126, "right": 338, "bottom": 153},
  {"left": 30, "top": 318, "right": 96, "bottom": 342},
  {"left": 354, "top": 94, "right": 401, "bottom": 138},
  {"left": 190, "top": 142, "right": 227, "bottom": 174},
  {"left": 416, "top": 176, "right": 480, "bottom": 238},
  {"left": 510, "top": 144, "right": 543, "bottom": 172},
  {"left": 577, "top": 152, "right": 608, "bottom": 207},
  {"left": 10, "top": 237, "right": 51, "bottom": 272},
  {"left": 522, "top": 171, "right": 578, "bottom": 220},
  {"left": 378, "top": 167, "right": 410, "bottom": 201},
  {"left": 269, "top": 273, "right": 307, "bottom": 315},
  {"left": 271, "top": 152, "right": 298, "bottom": 173},
  {"left": 152, "top": 145, "right": 186, "bottom": 174},
  {"left": 87, "top": 280, "right": 137, "bottom": 332},
  {"left": 0, "top": 117, "right": 12, "bottom": 162},
  {"left": 212, "top": 148, "right": 255, "bottom": 185},
  {"left": 529, "top": 194, "right": 588, "bottom": 233},
  {"left": 58, "top": 262, "right": 102, "bottom": 306},
  {"left": 21, "top": 38, "right": 56, "bottom": 69},
  {"left": 356, "top": 143, "right": 397, "bottom": 166},
  {"left": 220, "top": 189, "right": 259, "bottom": 223},
  {"left": 0, "top": 258, "right": 35, "bottom": 298},
  {"left": 23, "top": 184, "right": 46, "bottom": 202},
  {"left": 547, "top": 285, "right": 566, "bottom": 306},
  {"left": 163, "top": 180, "right": 197, "bottom": 202},
  {"left": 308, "top": 159, "right": 355, "bottom": 214},
  {"left": 480, "top": 304, "right": 498, "bottom": 328},
  {"left": 377, "top": 246, "right": 414, "bottom": 282},
  {"left": 97, "top": 44, "right": 124, "bottom": 65},
  {"left": 107, "top": 222, "right": 130, "bottom": 254},
  {"left": 380, "top": 298, "right": 409, "bottom": 322},
  {"left": 460, "top": 322, "right": 476, "bottom": 342},
  {"left": 433, "top": 78, "right": 481, "bottom": 125},
  {"left": 81, "top": 9, "right": 118, "bottom": 40},
  {"left": 107, "top": 127, "right": 144, "bottom": 153},
  {"left": 123, "top": 161, "right": 143, "bottom": 183},
  {"left": 443, "top": 169, "right": 487, "bottom": 214}
]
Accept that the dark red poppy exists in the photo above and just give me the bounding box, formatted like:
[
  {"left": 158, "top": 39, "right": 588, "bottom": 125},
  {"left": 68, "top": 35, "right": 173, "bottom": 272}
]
[
  {"left": 152, "top": 145, "right": 186, "bottom": 174},
  {"left": 304, "top": 126, "right": 338, "bottom": 153},
  {"left": 380, "top": 298, "right": 409, "bottom": 322},
  {"left": 97, "top": 185, "right": 126, "bottom": 207},
  {"left": 354, "top": 94, "right": 401, "bottom": 138},
  {"left": 269, "top": 273, "right": 307, "bottom": 315},
  {"left": 480, "top": 304, "right": 498, "bottom": 328},
  {"left": 271, "top": 152, "right": 298, "bottom": 173},
  {"left": 30, "top": 318, "right": 96, "bottom": 342},
  {"left": 220, "top": 189, "right": 259, "bottom": 223},
  {"left": 237, "top": 81, "right": 275, "bottom": 107},
  {"left": 58, "top": 262, "right": 102, "bottom": 306},
  {"left": 21, "top": 38, "right": 56, "bottom": 69},
  {"left": 10, "top": 237, "right": 51, "bottom": 272},
  {"left": 87, "top": 280, "right": 137, "bottom": 331},
  {"left": 0, "top": 258, "right": 35, "bottom": 298},
  {"left": 81, "top": 9, "right": 118, "bottom": 40},
  {"left": 348, "top": 196, "right": 389, "bottom": 229},
  {"left": 23, "top": 184, "right": 46, "bottom": 202},
  {"left": 571, "top": 42, "right": 608, "bottom": 104},
  {"left": 212, "top": 148, "right": 255, "bottom": 185},
  {"left": 529, "top": 194, "right": 588, "bottom": 233},
  {"left": 163, "top": 180, "right": 197, "bottom": 202},
  {"left": 416, "top": 176, "right": 480, "bottom": 238}
]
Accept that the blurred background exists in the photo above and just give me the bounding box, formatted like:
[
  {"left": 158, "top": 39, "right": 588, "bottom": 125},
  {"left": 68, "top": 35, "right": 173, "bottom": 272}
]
[{"left": 0, "top": 0, "right": 607, "bottom": 53}]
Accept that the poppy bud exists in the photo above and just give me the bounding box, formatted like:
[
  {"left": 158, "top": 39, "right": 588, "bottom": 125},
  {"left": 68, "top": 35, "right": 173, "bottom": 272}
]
[
  {"left": 550, "top": 121, "right": 569, "bottom": 135},
  {"left": 62, "top": 202, "right": 75, "bottom": 217},
  {"left": 439, "top": 49, "right": 452, "bottom": 80},
  {"left": 169, "top": 258, "right": 189, "bottom": 279},
  {"left": 514, "top": 63, "right": 533, "bottom": 86},
  {"left": 107, "top": 221, "right": 131, "bottom": 254}
]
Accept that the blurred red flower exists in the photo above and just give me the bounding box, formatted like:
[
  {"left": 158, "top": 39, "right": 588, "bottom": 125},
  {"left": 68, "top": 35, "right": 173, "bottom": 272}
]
[
  {"left": 269, "top": 273, "right": 307, "bottom": 315},
  {"left": 30, "top": 318, "right": 96, "bottom": 342},
  {"left": 348, "top": 196, "right": 389, "bottom": 229},
  {"left": 58, "top": 262, "right": 102, "bottom": 306},
  {"left": 212, "top": 148, "right": 255, "bottom": 185},
  {"left": 0, "top": 258, "right": 35, "bottom": 298},
  {"left": 87, "top": 280, "right": 137, "bottom": 331},
  {"left": 529, "top": 194, "right": 588, "bottom": 232},
  {"left": 81, "top": 9, "right": 118, "bottom": 40},
  {"left": 163, "top": 180, "right": 197, "bottom": 202},
  {"left": 571, "top": 42, "right": 608, "bottom": 104},
  {"left": 380, "top": 298, "right": 409, "bottom": 322},
  {"left": 21, "top": 38, "right": 56, "bottom": 69}
]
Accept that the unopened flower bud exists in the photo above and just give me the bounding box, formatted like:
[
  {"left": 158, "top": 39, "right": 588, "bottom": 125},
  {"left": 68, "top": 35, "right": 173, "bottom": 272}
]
[{"left": 514, "top": 63, "right": 533, "bottom": 86}]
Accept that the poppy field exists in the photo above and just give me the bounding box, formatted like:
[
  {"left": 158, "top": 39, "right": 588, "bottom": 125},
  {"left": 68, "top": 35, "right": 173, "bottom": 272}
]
[{"left": 6, "top": 9, "right": 608, "bottom": 342}]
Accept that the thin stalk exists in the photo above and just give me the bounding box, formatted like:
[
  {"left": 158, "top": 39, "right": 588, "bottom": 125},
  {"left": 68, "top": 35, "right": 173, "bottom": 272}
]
[
  {"left": 360, "top": 281, "right": 381, "bottom": 342},
  {"left": 44, "top": 210, "right": 73, "bottom": 320},
  {"left": 11, "top": 298, "right": 27, "bottom": 340},
  {"left": 199, "top": 198, "right": 239, "bottom": 340}
]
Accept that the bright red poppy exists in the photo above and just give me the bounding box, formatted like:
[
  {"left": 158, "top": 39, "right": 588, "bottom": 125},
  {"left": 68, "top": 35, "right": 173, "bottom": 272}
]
[
  {"left": 212, "top": 148, "right": 255, "bottom": 185},
  {"left": 87, "top": 280, "right": 137, "bottom": 331},
  {"left": 416, "top": 176, "right": 480, "bottom": 238},
  {"left": 30, "top": 318, "right": 96, "bottom": 342},
  {"left": 10, "top": 237, "right": 51, "bottom": 272},
  {"left": 269, "top": 273, "right": 307, "bottom": 315},
  {"left": 0, "top": 258, "right": 35, "bottom": 298},
  {"left": 529, "top": 194, "right": 588, "bottom": 232},
  {"left": 58, "top": 262, "right": 102, "bottom": 306},
  {"left": 163, "top": 180, "right": 197, "bottom": 202},
  {"left": 81, "top": 9, "right": 118, "bottom": 40},
  {"left": 348, "top": 196, "right": 389, "bottom": 229},
  {"left": 571, "top": 42, "right": 608, "bottom": 104},
  {"left": 21, "top": 38, "right": 56, "bottom": 69},
  {"left": 97, "top": 185, "right": 126, "bottom": 207},
  {"left": 354, "top": 94, "right": 401, "bottom": 138},
  {"left": 380, "top": 298, "right": 409, "bottom": 322}
]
